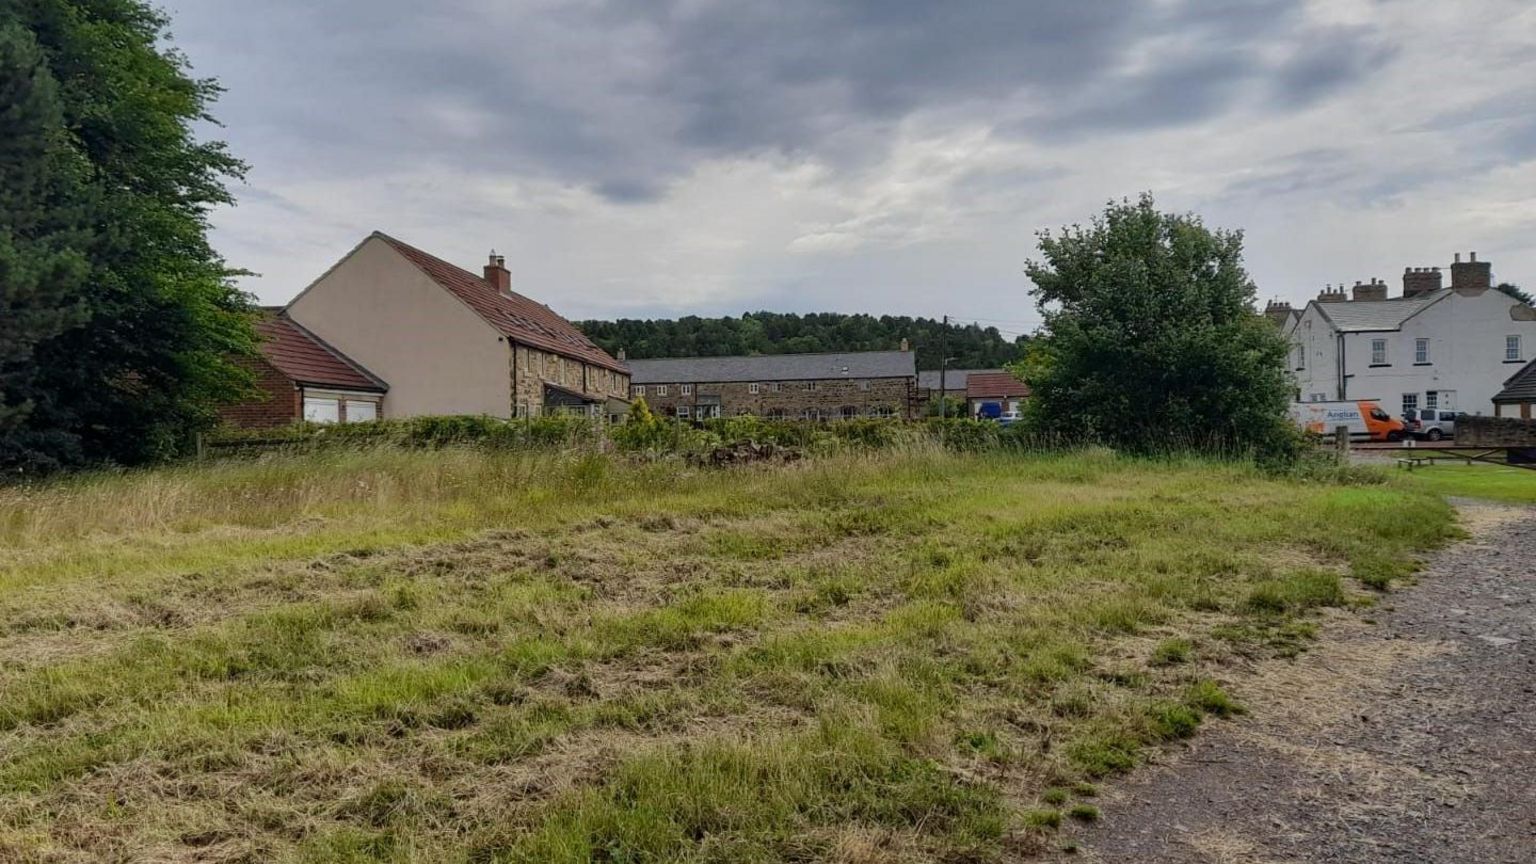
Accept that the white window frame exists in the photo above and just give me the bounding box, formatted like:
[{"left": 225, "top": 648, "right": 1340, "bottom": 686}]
[
  {"left": 632, "top": 384, "right": 644, "bottom": 398},
  {"left": 1370, "top": 339, "right": 1387, "bottom": 365},
  {"left": 680, "top": 383, "right": 693, "bottom": 396},
  {"left": 1425, "top": 391, "right": 1439, "bottom": 410},
  {"left": 858, "top": 380, "right": 870, "bottom": 391},
  {"left": 748, "top": 383, "right": 760, "bottom": 394},
  {"left": 677, "top": 405, "right": 690, "bottom": 418},
  {"left": 807, "top": 381, "right": 818, "bottom": 391},
  {"left": 1402, "top": 393, "right": 1418, "bottom": 416},
  {"left": 1415, "top": 338, "right": 1430, "bottom": 364},
  {"left": 303, "top": 397, "right": 340, "bottom": 424},
  {"left": 343, "top": 400, "right": 378, "bottom": 423},
  {"left": 770, "top": 382, "right": 781, "bottom": 393},
  {"left": 655, "top": 385, "right": 668, "bottom": 397},
  {"left": 1508, "top": 335, "right": 1523, "bottom": 362}
]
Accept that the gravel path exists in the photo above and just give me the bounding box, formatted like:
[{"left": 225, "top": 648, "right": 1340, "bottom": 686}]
[{"left": 1054, "top": 500, "right": 1536, "bottom": 864}]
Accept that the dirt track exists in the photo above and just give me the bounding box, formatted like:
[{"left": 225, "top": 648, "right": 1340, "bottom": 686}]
[{"left": 1053, "top": 500, "right": 1536, "bottom": 863}]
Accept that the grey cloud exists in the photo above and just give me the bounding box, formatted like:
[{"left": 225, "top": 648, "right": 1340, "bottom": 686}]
[
  {"left": 1271, "top": 28, "right": 1396, "bottom": 109},
  {"left": 171, "top": 0, "right": 1390, "bottom": 203}
]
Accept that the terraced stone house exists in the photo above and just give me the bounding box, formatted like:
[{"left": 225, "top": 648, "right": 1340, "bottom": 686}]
[{"left": 626, "top": 349, "right": 917, "bottom": 420}]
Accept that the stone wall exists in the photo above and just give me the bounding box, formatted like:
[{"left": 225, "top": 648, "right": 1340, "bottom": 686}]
[
  {"left": 636, "top": 376, "right": 913, "bottom": 419},
  {"left": 512, "top": 343, "right": 630, "bottom": 415},
  {"left": 218, "top": 356, "right": 299, "bottom": 429},
  {"left": 1459, "top": 415, "right": 1536, "bottom": 447}
]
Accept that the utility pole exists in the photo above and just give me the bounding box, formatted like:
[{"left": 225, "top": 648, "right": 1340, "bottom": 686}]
[{"left": 938, "top": 315, "right": 949, "bottom": 419}]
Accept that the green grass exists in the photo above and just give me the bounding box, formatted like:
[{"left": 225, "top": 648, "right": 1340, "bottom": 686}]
[
  {"left": 1393, "top": 462, "right": 1536, "bottom": 504},
  {"left": 0, "top": 446, "right": 1457, "bottom": 861}
]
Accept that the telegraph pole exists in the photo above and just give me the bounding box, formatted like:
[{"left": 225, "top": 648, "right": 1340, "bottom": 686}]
[{"left": 938, "top": 315, "right": 949, "bottom": 419}]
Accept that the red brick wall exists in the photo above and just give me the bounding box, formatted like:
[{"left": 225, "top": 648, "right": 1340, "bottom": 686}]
[{"left": 218, "top": 356, "right": 300, "bottom": 429}]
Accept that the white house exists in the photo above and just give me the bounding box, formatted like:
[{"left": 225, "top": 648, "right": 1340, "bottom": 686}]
[{"left": 1284, "top": 253, "right": 1536, "bottom": 417}]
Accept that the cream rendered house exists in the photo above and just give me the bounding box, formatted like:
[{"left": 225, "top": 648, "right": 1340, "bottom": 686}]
[{"left": 284, "top": 232, "right": 629, "bottom": 420}]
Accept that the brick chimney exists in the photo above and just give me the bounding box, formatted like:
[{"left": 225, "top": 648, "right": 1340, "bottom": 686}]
[
  {"left": 1450, "top": 251, "right": 1491, "bottom": 295},
  {"left": 484, "top": 251, "right": 511, "bottom": 294},
  {"left": 1403, "top": 266, "right": 1443, "bottom": 298},
  {"left": 899, "top": 338, "right": 910, "bottom": 352},
  {"left": 1263, "top": 299, "right": 1293, "bottom": 327},
  {"left": 1351, "top": 278, "right": 1388, "bottom": 302},
  {"left": 616, "top": 347, "right": 627, "bottom": 362},
  {"left": 1316, "top": 284, "right": 1347, "bottom": 303}
]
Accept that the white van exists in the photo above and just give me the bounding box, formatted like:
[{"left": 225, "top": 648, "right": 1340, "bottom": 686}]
[{"left": 1289, "top": 400, "right": 1407, "bottom": 442}]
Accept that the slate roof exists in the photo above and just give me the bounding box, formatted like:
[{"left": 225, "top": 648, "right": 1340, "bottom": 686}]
[
  {"left": 1494, "top": 357, "right": 1536, "bottom": 403},
  {"left": 627, "top": 350, "right": 915, "bottom": 384},
  {"left": 1312, "top": 289, "right": 1453, "bottom": 332},
  {"left": 965, "top": 371, "right": 1030, "bottom": 400},
  {"left": 373, "top": 232, "right": 626, "bottom": 374},
  {"left": 918, "top": 369, "right": 1003, "bottom": 391},
  {"left": 256, "top": 314, "right": 386, "bottom": 392}
]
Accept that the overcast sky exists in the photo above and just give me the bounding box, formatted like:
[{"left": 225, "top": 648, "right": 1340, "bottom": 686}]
[{"left": 162, "top": 0, "right": 1535, "bottom": 331}]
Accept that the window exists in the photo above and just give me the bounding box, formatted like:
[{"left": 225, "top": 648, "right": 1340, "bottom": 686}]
[
  {"left": 632, "top": 385, "right": 644, "bottom": 398},
  {"left": 677, "top": 405, "right": 691, "bottom": 418},
  {"left": 807, "top": 381, "right": 818, "bottom": 391},
  {"left": 1508, "top": 335, "right": 1524, "bottom": 362},
  {"left": 655, "top": 385, "right": 668, "bottom": 397},
  {"left": 869, "top": 406, "right": 896, "bottom": 419},
  {"left": 840, "top": 405, "right": 858, "bottom": 420},
  {"left": 1370, "top": 339, "right": 1387, "bottom": 365},
  {"left": 1309, "top": 393, "right": 1327, "bottom": 402},
  {"left": 1415, "top": 338, "right": 1430, "bottom": 364},
  {"left": 1295, "top": 344, "right": 1305, "bottom": 370},
  {"left": 801, "top": 407, "right": 821, "bottom": 421},
  {"left": 344, "top": 400, "right": 378, "bottom": 423},
  {"left": 681, "top": 384, "right": 693, "bottom": 396},
  {"left": 1426, "top": 391, "right": 1438, "bottom": 410},
  {"left": 858, "top": 380, "right": 870, "bottom": 391},
  {"left": 1402, "top": 393, "right": 1418, "bottom": 416},
  {"left": 748, "top": 383, "right": 760, "bottom": 394},
  {"left": 303, "top": 398, "right": 339, "bottom": 424},
  {"left": 770, "top": 382, "right": 781, "bottom": 393}
]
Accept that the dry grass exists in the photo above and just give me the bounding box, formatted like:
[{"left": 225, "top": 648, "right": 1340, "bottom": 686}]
[{"left": 0, "top": 446, "right": 1457, "bottom": 862}]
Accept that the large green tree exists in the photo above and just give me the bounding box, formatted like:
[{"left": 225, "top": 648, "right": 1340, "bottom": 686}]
[
  {"left": 0, "top": 20, "right": 89, "bottom": 441},
  {"left": 1017, "top": 195, "right": 1293, "bottom": 455},
  {"left": 1, "top": 0, "right": 254, "bottom": 472}
]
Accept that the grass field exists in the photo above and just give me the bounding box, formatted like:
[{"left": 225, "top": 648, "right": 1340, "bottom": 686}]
[
  {"left": 1392, "top": 461, "right": 1536, "bottom": 504},
  {"left": 0, "top": 447, "right": 1458, "bottom": 862}
]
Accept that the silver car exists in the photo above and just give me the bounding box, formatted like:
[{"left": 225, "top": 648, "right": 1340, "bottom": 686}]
[{"left": 1410, "top": 408, "right": 1460, "bottom": 441}]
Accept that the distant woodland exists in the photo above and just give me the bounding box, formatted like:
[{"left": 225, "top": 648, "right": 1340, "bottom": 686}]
[{"left": 576, "top": 312, "right": 1030, "bottom": 370}]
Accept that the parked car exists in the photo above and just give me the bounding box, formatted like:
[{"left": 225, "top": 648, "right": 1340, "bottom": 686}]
[
  {"left": 1409, "top": 409, "right": 1463, "bottom": 441},
  {"left": 998, "top": 410, "right": 1022, "bottom": 426}
]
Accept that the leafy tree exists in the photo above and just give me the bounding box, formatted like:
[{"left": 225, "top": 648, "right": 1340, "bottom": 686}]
[
  {"left": 1, "top": 0, "right": 255, "bottom": 473},
  {"left": 1495, "top": 282, "right": 1533, "bottom": 306},
  {"left": 578, "top": 311, "right": 1028, "bottom": 370},
  {"left": 0, "top": 20, "right": 89, "bottom": 444},
  {"left": 1017, "top": 195, "right": 1293, "bottom": 456}
]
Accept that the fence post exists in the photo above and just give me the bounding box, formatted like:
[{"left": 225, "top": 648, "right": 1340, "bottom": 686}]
[{"left": 1334, "top": 425, "right": 1349, "bottom": 460}]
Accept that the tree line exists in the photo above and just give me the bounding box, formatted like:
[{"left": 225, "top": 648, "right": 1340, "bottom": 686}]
[
  {"left": 576, "top": 312, "right": 1029, "bottom": 370},
  {"left": 1, "top": 0, "right": 251, "bottom": 474}
]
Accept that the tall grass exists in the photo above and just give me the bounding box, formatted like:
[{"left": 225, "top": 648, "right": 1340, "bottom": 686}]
[{"left": 0, "top": 445, "right": 1457, "bottom": 861}]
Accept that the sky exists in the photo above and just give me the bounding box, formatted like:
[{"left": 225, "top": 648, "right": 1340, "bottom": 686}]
[{"left": 161, "top": 0, "right": 1536, "bottom": 332}]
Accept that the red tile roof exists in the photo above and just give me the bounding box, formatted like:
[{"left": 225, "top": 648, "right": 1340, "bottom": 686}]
[
  {"left": 374, "top": 232, "right": 626, "bottom": 373},
  {"left": 965, "top": 371, "right": 1030, "bottom": 399},
  {"left": 255, "top": 314, "right": 386, "bottom": 392}
]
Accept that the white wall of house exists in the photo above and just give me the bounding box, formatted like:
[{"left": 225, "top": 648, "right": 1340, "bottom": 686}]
[
  {"left": 1287, "top": 290, "right": 1536, "bottom": 416},
  {"left": 285, "top": 236, "right": 513, "bottom": 419}
]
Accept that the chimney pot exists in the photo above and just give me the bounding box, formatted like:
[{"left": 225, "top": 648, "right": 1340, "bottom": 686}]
[
  {"left": 483, "top": 250, "right": 512, "bottom": 294},
  {"left": 1470, "top": 251, "right": 1477, "bottom": 262}
]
